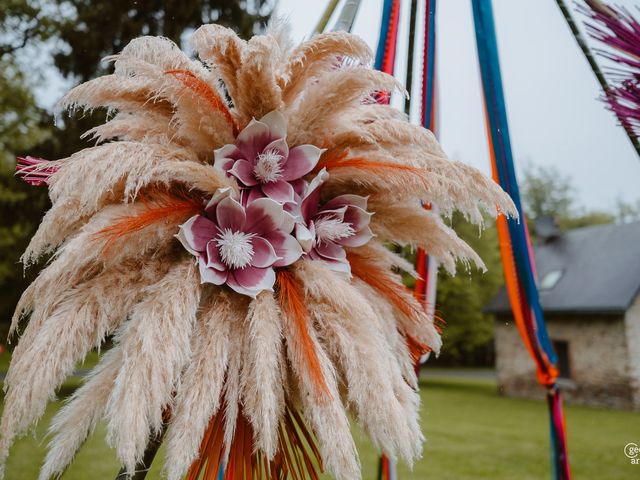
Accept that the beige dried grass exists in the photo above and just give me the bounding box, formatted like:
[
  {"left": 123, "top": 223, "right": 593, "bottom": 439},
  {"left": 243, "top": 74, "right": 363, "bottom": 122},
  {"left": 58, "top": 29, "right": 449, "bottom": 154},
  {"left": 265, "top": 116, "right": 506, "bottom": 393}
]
[{"left": 3, "top": 21, "right": 519, "bottom": 480}]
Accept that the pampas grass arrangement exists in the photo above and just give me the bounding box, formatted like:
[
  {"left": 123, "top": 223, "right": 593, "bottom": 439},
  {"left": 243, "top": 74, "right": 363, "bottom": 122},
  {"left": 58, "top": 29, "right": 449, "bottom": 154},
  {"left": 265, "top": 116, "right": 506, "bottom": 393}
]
[{"left": 5, "top": 22, "right": 516, "bottom": 480}]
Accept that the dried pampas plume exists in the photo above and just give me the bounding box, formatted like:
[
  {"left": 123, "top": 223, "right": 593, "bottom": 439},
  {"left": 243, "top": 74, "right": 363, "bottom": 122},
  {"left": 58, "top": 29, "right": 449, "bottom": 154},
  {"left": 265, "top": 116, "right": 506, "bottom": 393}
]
[{"left": 4, "top": 21, "right": 516, "bottom": 480}]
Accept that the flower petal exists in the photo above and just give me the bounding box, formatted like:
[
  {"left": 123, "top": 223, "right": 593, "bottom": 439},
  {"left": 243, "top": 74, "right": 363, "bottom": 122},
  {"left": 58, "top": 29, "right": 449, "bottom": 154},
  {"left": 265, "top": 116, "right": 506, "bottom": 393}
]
[
  {"left": 205, "top": 240, "right": 226, "bottom": 271},
  {"left": 307, "top": 251, "right": 351, "bottom": 275},
  {"left": 263, "top": 137, "right": 289, "bottom": 160},
  {"left": 281, "top": 145, "right": 324, "bottom": 181},
  {"left": 322, "top": 258, "right": 352, "bottom": 275},
  {"left": 214, "top": 144, "right": 242, "bottom": 169},
  {"left": 198, "top": 257, "right": 228, "bottom": 285},
  {"left": 204, "top": 187, "right": 233, "bottom": 217},
  {"left": 216, "top": 196, "right": 246, "bottom": 231},
  {"left": 264, "top": 230, "right": 304, "bottom": 266},
  {"left": 261, "top": 180, "right": 295, "bottom": 203},
  {"left": 316, "top": 206, "right": 347, "bottom": 224},
  {"left": 228, "top": 266, "right": 276, "bottom": 297},
  {"left": 176, "top": 215, "right": 216, "bottom": 254},
  {"left": 300, "top": 168, "right": 328, "bottom": 221},
  {"left": 244, "top": 197, "right": 285, "bottom": 235},
  {"left": 290, "top": 179, "right": 306, "bottom": 197},
  {"left": 323, "top": 194, "right": 369, "bottom": 212},
  {"left": 259, "top": 111, "right": 287, "bottom": 140},
  {"left": 228, "top": 159, "right": 258, "bottom": 186},
  {"left": 314, "top": 241, "right": 347, "bottom": 262},
  {"left": 251, "top": 237, "right": 281, "bottom": 268},
  {"left": 337, "top": 226, "right": 374, "bottom": 247},
  {"left": 294, "top": 223, "right": 314, "bottom": 253},
  {"left": 280, "top": 211, "right": 296, "bottom": 234},
  {"left": 236, "top": 118, "right": 271, "bottom": 161},
  {"left": 246, "top": 187, "right": 265, "bottom": 205},
  {"left": 343, "top": 205, "right": 373, "bottom": 231}
]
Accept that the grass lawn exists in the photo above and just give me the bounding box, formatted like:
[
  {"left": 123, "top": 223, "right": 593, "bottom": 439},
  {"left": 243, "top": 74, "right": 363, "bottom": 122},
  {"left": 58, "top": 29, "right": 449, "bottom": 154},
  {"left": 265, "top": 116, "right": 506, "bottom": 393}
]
[{"left": 2, "top": 370, "right": 638, "bottom": 479}]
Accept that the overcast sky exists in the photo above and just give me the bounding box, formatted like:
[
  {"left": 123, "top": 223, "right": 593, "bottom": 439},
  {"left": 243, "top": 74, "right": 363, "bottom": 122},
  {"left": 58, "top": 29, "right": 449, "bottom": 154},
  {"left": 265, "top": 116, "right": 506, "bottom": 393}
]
[
  {"left": 276, "top": 0, "right": 640, "bottom": 212},
  {"left": 34, "top": 0, "right": 639, "bottom": 212}
]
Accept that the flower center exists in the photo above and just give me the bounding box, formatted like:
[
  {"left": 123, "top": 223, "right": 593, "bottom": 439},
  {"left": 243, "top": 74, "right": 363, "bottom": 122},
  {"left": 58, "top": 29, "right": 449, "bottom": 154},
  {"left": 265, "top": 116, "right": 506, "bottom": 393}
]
[
  {"left": 215, "top": 229, "right": 255, "bottom": 269},
  {"left": 254, "top": 148, "right": 284, "bottom": 183},
  {"left": 314, "top": 216, "right": 355, "bottom": 244}
]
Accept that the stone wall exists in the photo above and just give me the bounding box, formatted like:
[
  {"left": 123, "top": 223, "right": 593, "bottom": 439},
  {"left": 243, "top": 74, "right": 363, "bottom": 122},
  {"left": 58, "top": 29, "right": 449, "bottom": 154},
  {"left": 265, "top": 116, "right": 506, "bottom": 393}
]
[
  {"left": 494, "top": 310, "right": 638, "bottom": 410},
  {"left": 624, "top": 294, "right": 640, "bottom": 408}
]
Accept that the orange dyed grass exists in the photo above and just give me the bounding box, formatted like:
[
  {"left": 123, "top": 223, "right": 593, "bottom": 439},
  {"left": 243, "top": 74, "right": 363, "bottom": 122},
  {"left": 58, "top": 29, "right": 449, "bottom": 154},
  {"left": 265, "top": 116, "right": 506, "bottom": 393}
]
[
  {"left": 314, "top": 148, "right": 427, "bottom": 182},
  {"left": 276, "top": 270, "right": 329, "bottom": 399},
  {"left": 165, "top": 69, "right": 239, "bottom": 136},
  {"left": 347, "top": 250, "right": 424, "bottom": 322},
  {"left": 94, "top": 191, "right": 202, "bottom": 255},
  {"left": 186, "top": 406, "right": 323, "bottom": 480},
  {"left": 405, "top": 334, "right": 431, "bottom": 363},
  {"left": 348, "top": 250, "right": 445, "bottom": 322}
]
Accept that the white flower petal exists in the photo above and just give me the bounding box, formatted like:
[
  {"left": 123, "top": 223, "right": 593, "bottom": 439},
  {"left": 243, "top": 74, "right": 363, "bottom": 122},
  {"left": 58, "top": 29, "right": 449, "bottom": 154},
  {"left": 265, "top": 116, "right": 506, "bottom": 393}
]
[{"left": 259, "top": 110, "right": 287, "bottom": 139}]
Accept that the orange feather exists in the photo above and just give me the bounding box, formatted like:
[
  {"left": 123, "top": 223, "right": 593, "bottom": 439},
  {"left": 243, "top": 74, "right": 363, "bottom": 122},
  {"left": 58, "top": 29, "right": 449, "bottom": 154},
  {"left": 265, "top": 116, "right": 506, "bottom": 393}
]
[
  {"left": 319, "top": 157, "right": 423, "bottom": 175},
  {"left": 276, "top": 270, "right": 330, "bottom": 399},
  {"left": 348, "top": 251, "right": 445, "bottom": 361},
  {"left": 315, "top": 148, "right": 424, "bottom": 175},
  {"left": 94, "top": 192, "right": 202, "bottom": 255},
  {"left": 347, "top": 250, "right": 445, "bottom": 328},
  {"left": 347, "top": 250, "right": 424, "bottom": 322},
  {"left": 186, "top": 406, "right": 322, "bottom": 479},
  {"left": 404, "top": 334, "right": 431, "bottom": 363},
  {"left": 165, "top": 69, "right": 239, "bottom": 136},
  {"left": 313, "top": 149, "right": 429, "bottom": 192}
]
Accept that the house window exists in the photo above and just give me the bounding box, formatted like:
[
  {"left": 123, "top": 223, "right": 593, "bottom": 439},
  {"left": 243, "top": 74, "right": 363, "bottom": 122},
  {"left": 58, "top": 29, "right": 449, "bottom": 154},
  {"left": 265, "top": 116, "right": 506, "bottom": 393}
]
[
  {"left": 540, "top": 269, "right": 563, "bottom": 290},
  {"left": 552, "top": 340, "right": 571, "bottom": 380}
]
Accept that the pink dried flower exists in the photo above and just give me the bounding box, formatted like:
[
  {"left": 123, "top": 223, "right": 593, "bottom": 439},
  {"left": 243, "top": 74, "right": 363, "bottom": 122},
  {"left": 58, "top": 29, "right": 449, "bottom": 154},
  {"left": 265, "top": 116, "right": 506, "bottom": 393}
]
[
  {"left": 177, "top": 188, "right": 302, "bottom": 297},
  {"left": 214, "top": 111, "right": 324, "bottom": 204},
  {"left": 15, "top": 156, "right": 58, "bottom": 186},
  {"left": 295, "top": 170, "right": 374, "bottom": 274}
]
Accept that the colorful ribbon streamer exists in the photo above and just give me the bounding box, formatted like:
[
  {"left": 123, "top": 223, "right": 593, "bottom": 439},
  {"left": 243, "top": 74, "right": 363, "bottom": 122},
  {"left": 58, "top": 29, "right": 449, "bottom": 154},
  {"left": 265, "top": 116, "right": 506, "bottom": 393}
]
[
  {"left": 374, "top": 2, "right": 402, "bottom": 478},
  {"left": 375, "top": 1, "right": 440, "bottom": 478},
  {"left": 414, "top": 0, "right": 438, "bottom": 314},
  {"left": 374, "top": 0, "right": 401, "bottom": 73},
  {"left": 471, "top": 1, "right": 571, "bottom": 478}
]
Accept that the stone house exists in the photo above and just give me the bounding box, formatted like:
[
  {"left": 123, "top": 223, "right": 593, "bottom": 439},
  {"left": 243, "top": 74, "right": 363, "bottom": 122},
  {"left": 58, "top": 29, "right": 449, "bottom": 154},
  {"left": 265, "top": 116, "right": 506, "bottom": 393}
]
[{"left": 485, "top": 221, "right": 640, "bottom": 410}]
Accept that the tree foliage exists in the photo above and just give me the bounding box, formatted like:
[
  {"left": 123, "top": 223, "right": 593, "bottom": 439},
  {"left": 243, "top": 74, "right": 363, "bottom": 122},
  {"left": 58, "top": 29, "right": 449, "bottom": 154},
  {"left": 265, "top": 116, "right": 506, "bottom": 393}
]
[
  {"left": 49, "top": 0, "right": 269, "bottom": 81},
  {"left": 519, "top": 164, "right": 639, "bottom": 236},
  {"left": 431, "top": 215, "right": 503, "bottom": 366},
  {"left": 0, "top": 0, "right": 271, "bottom": 324},
  {"left": 521, "top": 163, "right": 574, "bottom": 222},
  {"left": 0, "top": 59, "right": 51, "bottom": 328}
]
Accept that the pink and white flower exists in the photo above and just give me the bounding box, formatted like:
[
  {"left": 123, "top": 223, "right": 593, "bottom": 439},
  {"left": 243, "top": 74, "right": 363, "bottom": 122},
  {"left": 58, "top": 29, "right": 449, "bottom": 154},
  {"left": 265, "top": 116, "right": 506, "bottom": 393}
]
[
  {"left": 177, "top": 188, "right": 303, "bottom": 297},
  {"left": 214, "top": 111, "right": 323, "bottom": 204},
  {"left": 296, "top": 170, "right": 374, "bottom": 274}
]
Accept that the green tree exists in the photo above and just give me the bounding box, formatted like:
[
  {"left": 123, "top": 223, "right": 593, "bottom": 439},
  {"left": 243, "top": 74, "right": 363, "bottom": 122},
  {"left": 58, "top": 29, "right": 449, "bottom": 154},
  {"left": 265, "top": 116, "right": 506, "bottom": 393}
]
[
  {"left": 51, "top": 0, "right": 269, "bottom": 81},
  {"left": 520, "top": 164, "right": 621, "bottom": 235},
  {"left": 434, "top": 215, "right": 504, "bottom": 365},
  {"left": 0, "top": 59, "right": 51, "bottom": 326},
  {"left": 0, "top": 0, "right": 271, "bottom": 324},
  {"left": 520, "top": 164, "right": 573, "bottom": 222},
  {"left": 615, "top": 197, "right": 640, "bottom": 223},
  {"left": 401, "top": 213, "right": 504, "bottom": 366}
]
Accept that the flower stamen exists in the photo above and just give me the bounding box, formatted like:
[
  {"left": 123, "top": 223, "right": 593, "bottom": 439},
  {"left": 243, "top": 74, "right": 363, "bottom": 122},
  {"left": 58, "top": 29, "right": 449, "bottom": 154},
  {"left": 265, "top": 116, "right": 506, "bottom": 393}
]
[
  {"left": 314, "top": 217, "right": 355, "bottom": 244},
  {"left": 254, "top": 148, "right": 284, "bottom": 183},
  {"left": 215, "top": 229, "right": 256, "bottom": 269}
]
